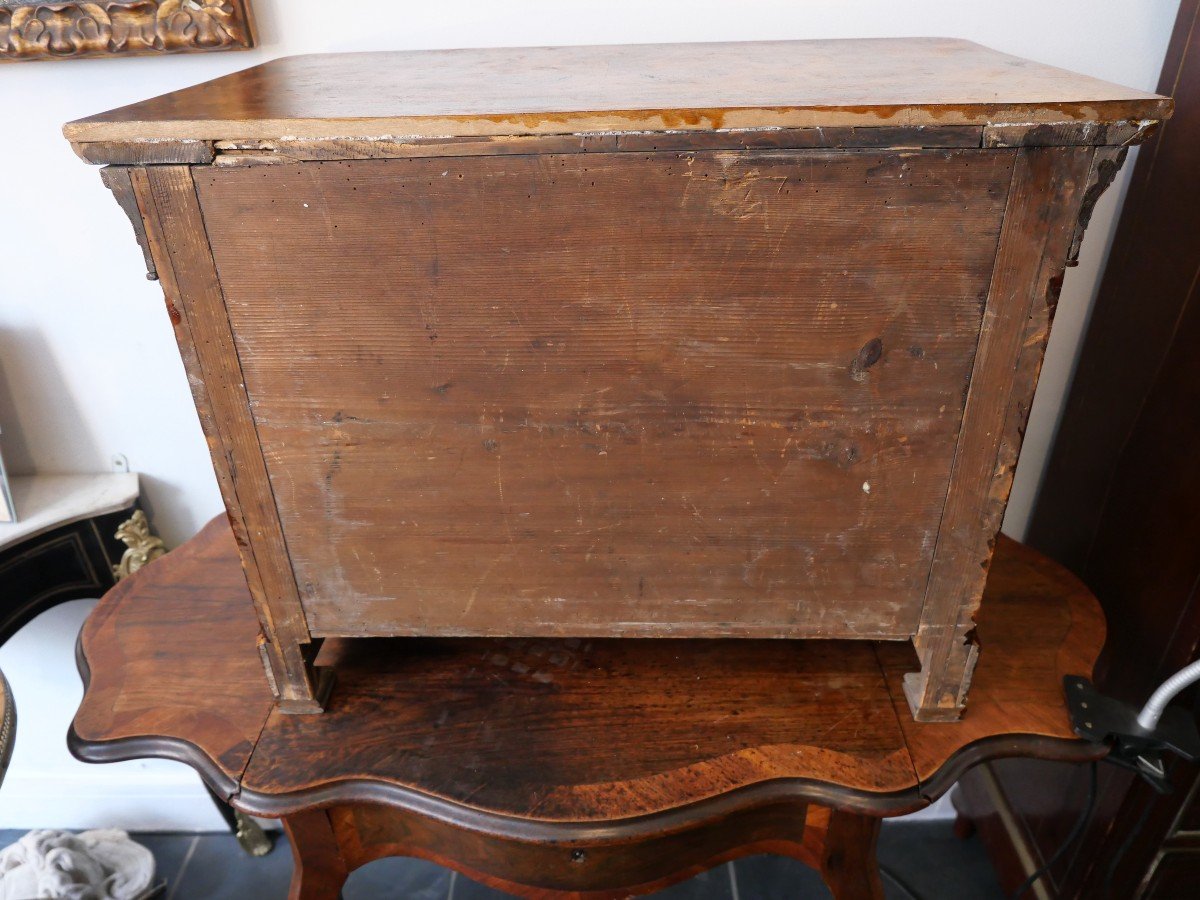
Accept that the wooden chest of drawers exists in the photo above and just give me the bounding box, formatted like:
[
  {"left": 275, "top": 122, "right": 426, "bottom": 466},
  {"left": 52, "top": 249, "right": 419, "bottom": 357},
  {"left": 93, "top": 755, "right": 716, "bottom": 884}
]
[{"left": 68, "top": 38, "right": 1169, "bottom": 719}]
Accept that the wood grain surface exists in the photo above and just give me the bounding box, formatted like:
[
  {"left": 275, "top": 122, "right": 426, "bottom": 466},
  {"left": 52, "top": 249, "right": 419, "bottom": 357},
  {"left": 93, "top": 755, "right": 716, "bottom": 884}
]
[
  {"left": 904, "top": 146, "right": 1095, "bottom": 720},
  {"left": 71, "top": 519, "right": 1107, "bottom": 826},
  {"left": 64, "top": 38, "right": 1170, "bottom": 150},
  {"left": 134, "top": 165, "right": 327, "bottom": 711},
  {"left": 76, "top": 40, "right": 1153, "bottom": 718},
  {"left": 298, "top": 802, "right": 875, "bottom": 899},
  {"left": 192, "top": 148, "right": 1013, "bottom": 642},
  {"left": 246, "top": 633, "right": 915, "bottom": 821},
  {"left": 881, "top": 533, "right": 1109, "bottom": 795},
  {"left": 68, "top": 517, "right": 274, "bottom": 799}
]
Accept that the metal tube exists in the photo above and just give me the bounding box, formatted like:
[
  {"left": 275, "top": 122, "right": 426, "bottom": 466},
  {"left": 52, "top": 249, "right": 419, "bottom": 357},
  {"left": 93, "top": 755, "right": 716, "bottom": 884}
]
[{"left": 1137, "top": 658, "right": 1200, "bottom": 731}]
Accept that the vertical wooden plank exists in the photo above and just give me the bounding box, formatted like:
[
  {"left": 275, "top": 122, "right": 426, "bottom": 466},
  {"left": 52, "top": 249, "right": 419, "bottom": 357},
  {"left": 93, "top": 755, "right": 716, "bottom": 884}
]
[
  {"left": 131, "top": 165, "right": 328, "bottom": 712},
  {"left": 906, "top": 146, "right": 1096, "bottom": 721}
]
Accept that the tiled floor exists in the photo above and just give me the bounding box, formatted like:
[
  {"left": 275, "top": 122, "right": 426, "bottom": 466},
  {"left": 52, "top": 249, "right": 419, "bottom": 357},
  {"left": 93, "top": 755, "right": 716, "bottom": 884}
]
[{"left": 0, "top": 820, "right": 1004, "bottom": 899}]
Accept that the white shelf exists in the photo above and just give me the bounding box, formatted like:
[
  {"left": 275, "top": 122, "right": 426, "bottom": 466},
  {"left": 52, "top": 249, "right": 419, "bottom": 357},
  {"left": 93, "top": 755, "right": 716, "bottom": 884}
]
[{"left": 0, "top": 474, "right": 140, "bottom": 552}]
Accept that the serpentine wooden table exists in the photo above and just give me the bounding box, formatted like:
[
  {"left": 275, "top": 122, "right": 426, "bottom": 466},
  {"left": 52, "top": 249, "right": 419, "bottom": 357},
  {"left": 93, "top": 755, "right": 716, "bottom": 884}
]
[{"left": 69, "top": 517, "right": 1106, "bottom": 899}]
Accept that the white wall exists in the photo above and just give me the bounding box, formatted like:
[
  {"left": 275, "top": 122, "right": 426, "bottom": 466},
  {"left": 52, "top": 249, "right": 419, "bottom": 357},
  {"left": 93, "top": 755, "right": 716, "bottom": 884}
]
[{"left": 0, "top": 0, "right": 1179, "bottom": 830}]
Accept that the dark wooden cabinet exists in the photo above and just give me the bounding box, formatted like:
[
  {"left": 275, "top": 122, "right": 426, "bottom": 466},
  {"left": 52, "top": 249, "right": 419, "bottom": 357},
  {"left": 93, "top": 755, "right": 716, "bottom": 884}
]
[
  {"left": 0, "top": 476, "right": 141, "bottom": 643},
  {"left": 955, "top": 3, "right": 1200, "bottom": 896},
  {"left": 68, "top": 39, "right": 1168, "bottom": 719}
]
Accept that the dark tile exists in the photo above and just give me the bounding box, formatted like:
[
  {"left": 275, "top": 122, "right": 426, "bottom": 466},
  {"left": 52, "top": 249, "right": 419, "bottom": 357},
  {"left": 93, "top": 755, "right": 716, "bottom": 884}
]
[
  {"left": 878, "top": 820, "right": 1005, "bottom": 900},
  {"left": 132, "top": 819, "right": 1004, "bottom": 900},
  {"left": 168, "top": 832, "right": 293, "bottom": 900},
  {"left": 452, "top": 863, "right": 736, "bottom": 899},
  {"left": 343, "top": 855, "right": 451, "bottom": 900},
  {"left": 648, "top": 863, "right": 736, "bottom": 899},
  {"left": 129, "top": 832, "right": 197, "bottom": 891},
  {"left": 0, "top": 825, "right": 1008, "bottom": 900},
  {"left": 451, "top": 869, "right": 520, "bottom": 898},
  {"left": 733, "top": 854, "right": 831, "bottom": 899}
]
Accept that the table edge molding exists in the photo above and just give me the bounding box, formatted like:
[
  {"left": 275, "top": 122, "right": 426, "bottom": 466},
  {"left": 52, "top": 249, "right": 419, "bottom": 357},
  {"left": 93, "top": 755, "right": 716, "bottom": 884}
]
[{"left": 67, "top": 712, "right": 1101, "bottom": 833}]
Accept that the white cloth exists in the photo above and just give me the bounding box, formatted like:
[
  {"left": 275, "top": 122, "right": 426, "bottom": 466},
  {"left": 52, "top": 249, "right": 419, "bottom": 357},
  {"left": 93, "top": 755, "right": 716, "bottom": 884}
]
[{"left": 0, "top": 830, "right": 155, "bottom": 900}]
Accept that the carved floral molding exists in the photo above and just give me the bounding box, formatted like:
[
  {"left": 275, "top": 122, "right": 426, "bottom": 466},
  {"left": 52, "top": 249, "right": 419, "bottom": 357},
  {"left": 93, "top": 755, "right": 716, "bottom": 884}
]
[{"left": 0, "top": 0, "right": 255, "bottom": 61}]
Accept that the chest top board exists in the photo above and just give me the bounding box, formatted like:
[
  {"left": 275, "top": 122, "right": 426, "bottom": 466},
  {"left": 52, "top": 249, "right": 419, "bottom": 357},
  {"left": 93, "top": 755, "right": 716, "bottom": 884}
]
[{"left": 68, "top": 39, "right": 1170, "bottom": 722}]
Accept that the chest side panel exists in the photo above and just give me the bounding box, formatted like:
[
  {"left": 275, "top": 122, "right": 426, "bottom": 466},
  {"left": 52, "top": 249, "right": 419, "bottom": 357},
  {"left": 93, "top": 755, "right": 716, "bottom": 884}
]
[{"left": 193, "top": 148, "right": 1014, "bottom": 639}]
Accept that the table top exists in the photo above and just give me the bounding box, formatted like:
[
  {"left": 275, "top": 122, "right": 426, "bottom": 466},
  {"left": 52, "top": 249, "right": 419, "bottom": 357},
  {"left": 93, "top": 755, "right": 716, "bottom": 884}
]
[
  {"left": 0, "top": 473, "right": 139, "bottom": 552},
  {"left": 66, "top": 38, "right": 1169, "bottom": 151},
  {"left": 71, "top": 516, "right": 1106, "bottom": 832}
]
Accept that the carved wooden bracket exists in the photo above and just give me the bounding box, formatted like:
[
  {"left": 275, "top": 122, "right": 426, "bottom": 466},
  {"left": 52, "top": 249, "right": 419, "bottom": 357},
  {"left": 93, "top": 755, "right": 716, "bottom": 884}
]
[
  {"left": 1067, "top": 145, "right": 1130, "bottom": 266},
  {"left": 0, "top": 0, "right": 255, "bottom": 62},
  {"left": 100, "top": 166, "right": 158, "bottom": 280}
]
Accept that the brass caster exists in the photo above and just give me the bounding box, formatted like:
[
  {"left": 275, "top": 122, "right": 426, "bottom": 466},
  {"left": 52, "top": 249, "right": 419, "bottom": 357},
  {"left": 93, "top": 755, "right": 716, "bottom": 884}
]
[{"left": 234, "top": 811, "right": 274, "bottom": 857}]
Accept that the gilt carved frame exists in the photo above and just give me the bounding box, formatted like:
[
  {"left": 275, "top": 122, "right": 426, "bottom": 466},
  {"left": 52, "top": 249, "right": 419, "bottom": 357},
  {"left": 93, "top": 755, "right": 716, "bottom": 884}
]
[{"left": 0, "top": 0, "right": 255, "bottom": 62}]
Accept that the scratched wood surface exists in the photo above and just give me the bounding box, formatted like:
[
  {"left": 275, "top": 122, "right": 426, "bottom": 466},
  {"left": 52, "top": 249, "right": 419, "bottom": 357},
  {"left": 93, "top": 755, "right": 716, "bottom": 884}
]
[
  {"left": 69, "top": 518, "right": 1107, "bottom": 827},
  {"left": 193, "top": 148, "right": 1013, "bottom": 641},
  {"left": 134, "top": 165, "right": 325, "bottom": 712},
  {"left": 903, "top": 146, "right": 1095, "bottom": 720},
  {"left": 74, "top": 38, "right": 1168, "bottom": 714},
  {"left": 64, "top": 38, "right": 1170, "bottom": 151}
]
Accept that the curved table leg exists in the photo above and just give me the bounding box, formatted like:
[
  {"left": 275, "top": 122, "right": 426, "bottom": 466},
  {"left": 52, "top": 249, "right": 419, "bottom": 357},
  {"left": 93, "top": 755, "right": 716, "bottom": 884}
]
[
  {"left": 285, "top": 809, "right": 348, "bottom": 900},
  {"left": 818, "top": 810, "right": 885, "bottom": 900}
]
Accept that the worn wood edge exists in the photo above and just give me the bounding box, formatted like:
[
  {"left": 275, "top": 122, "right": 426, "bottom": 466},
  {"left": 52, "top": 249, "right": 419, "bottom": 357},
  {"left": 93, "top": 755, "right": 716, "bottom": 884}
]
[
  {"left": 68, "top": 621, "right": 248, "bottom": 803},
  {"left": 906, "top": 146, "right": 1095, "bottom": 720},
  {"left": 206, "top": 125, "right": 986, "bottom": 166},
  {"left": 62, "top": 98, "right": 1174, "bottom": 141},
  {"left": 76, "top": 140, "right": 215, "bottom": 166},
  {"left": 63, "top": 97, "right": 1172, "bottom": 159},
  {"left": 68, "top": 111, "right": 1171, "bottom": 166},
  {"left": 982, "top": 118, "right": 1160, "bottom": 148},
  {"left": 276, "top": 664, "right": 334, "bottom": 714}
]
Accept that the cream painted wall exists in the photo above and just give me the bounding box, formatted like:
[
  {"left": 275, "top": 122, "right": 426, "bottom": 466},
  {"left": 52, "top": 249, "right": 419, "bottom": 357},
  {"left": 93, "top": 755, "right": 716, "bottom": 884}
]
[{"left": 0, "top": 0, "right": 1179, "bottom": 829}]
